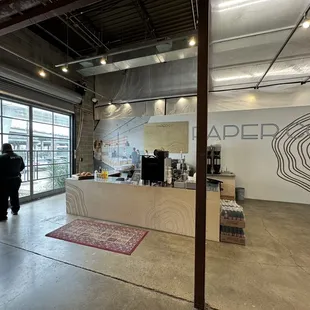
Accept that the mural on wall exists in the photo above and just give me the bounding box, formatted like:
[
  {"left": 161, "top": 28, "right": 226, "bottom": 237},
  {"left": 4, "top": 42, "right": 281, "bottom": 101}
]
[
  {"left": 94, "top": 106, "right": 310, "bottom": 204},
  {"left": 144, "top": 122, "right": 189, "bottom": 153},
  {"left": 272, "top": 113, "right": 310, "bottom": 193},
  {"left": 94, "top": 118, "right": 189, "bottom": 171},
  {"left": 94, "top": 117, "right": 150, "bottom": 171}
]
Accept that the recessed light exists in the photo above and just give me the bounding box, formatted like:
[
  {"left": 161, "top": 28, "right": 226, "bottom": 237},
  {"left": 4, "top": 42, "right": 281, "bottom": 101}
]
[
  {"left": 189, "top": 38, "right": 196, "bottom": 46},
  {"left": 302, "top": 21, "right": 310, "bottom": 29},
  {"left": 62, "top": 66, "right": 68, "bottom": 73},
  {"left": 100, "top": 58, "right": 107, "bottom": 65},
  {"left": 39, "top": 69, "right": 46, "bottom": 77}
]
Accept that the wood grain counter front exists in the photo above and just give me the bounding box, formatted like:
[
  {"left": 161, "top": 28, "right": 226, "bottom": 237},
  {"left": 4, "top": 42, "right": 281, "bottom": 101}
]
[{"left": 65, "top": 179, "right": 221, "bottom": 242}]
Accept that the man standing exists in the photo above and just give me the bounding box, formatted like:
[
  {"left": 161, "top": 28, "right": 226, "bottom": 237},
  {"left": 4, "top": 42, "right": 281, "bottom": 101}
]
[
  {"left": 0, "top": 144, "right": 25, "bottom": 221},
  {"left": 131, "top": 147, "right": 138, "bottom": 168}
]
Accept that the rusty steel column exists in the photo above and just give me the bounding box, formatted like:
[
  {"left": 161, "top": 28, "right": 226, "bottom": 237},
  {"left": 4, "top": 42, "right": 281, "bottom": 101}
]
[{"left": 194, "top": 0, "right": 210, "bottom": 309}]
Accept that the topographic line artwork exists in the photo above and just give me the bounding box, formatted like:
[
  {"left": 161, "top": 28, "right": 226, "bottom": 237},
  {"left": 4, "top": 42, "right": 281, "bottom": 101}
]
[
  {"left": 66, "top": 183, "right": 88, "bottom": 216},
  {"left": 271, "top": 113, "right": 310, "bottom": 193}
]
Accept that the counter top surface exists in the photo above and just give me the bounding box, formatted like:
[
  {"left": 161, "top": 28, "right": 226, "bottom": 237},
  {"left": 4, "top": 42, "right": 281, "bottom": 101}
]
[
  {"left": 67, "top": 177, "right": 219, "bottom": 192},
  {"left": 207, "top": 172, "right": 235, "bottom": 177}
]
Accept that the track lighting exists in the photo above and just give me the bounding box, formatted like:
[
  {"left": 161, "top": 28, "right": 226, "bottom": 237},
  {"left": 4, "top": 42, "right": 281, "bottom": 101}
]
[
  {"left": 189, "top": 37, "right": 196, "bottom": 46},
  {"left": 100, "top": 58, "right": 107, "bottom": 65},
  {"left": 62, "top": 66, "right": 69, "bottom": 73},
  {"left": 39, "top": 69, "right": 46, "bottom": 78},
  {"left": 302, "top": 20, "right": 310, "bottom": 29}
]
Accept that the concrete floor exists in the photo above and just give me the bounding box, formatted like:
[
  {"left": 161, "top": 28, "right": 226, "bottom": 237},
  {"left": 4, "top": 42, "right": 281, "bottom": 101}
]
[{"left": 0, "top": 195, "right": 309, "bottom": 310}]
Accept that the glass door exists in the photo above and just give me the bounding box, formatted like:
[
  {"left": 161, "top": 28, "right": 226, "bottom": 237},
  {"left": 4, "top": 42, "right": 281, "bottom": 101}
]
[{"left": 0, "top": 98, "right": 72, "bottom": 202}]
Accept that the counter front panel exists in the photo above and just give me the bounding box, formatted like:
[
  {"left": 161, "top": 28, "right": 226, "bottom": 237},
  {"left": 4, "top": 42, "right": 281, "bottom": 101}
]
[{"left": 66, "top": 179, "right": 220, "bottom": 242}]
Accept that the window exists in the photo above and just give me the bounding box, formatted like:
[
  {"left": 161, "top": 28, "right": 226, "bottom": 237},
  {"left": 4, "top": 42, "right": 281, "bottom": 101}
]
[{"left": 0, "top": 99, "right": 72, "bottom": 201}]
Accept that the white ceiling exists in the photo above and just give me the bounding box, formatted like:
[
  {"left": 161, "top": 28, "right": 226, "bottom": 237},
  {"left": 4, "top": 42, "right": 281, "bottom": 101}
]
[
  {"left": 210, "top": 0, "right": 310, "bottom": 90},
  {"left": 209, "top": 84, "right": 310, "bottom": 111}
]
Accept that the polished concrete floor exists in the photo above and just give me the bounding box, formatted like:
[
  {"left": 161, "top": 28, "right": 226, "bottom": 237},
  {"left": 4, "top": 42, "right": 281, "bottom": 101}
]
[{"left": 0, "top": 195, "right": 309, "bottom": 310}]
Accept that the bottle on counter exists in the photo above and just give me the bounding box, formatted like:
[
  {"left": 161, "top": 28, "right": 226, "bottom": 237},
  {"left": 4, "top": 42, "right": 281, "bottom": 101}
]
[
  {"left": 94, "top": 170, "right": 98, "bottom": 181},
  {"left": 103, "top": 170, "right": 108, "bottom": 179}
]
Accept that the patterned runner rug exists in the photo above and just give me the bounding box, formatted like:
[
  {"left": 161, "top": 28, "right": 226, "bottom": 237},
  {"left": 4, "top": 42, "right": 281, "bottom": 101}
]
[{"left": 46, "top": 219, "right": 148, "bottom": 255}]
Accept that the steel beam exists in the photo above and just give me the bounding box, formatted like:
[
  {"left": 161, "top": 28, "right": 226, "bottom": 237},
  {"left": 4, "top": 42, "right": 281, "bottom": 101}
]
[
  {"left": 194, "top": 0, "right": 210, "bottom": 309},
  {"left": 132, "top": 0, "right": 157, "bottom": 39},
  {"left": 0, "top": 0, "right": 101, "bottom": 36}
]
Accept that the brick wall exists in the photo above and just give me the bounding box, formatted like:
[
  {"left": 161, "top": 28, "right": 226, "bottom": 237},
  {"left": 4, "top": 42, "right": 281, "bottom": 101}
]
[{"left": 75, "top": 79, "right": 94, "bottom": 174}]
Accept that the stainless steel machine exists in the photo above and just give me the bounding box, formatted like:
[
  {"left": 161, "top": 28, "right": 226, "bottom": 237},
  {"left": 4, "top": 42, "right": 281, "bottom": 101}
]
[{"left": 207, "top": 144, "right": 221, "bottom": 174}]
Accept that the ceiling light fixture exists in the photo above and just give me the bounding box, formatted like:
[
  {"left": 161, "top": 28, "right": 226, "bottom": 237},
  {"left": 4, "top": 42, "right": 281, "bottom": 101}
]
[
  {"left": 62, "top": 66, "right": 68, "bottom": 73},
  {"left": 100, "top": 58, "right": 107, "bottom": 65},
  {"left": 302, "top": 20, "right": 310, "bottom": 29},
  {"left": 189, "top": 38, "right": 196, "bottom": 46},
  {"left": 38, "top": 69, "right": 46, "bottom": 78}
]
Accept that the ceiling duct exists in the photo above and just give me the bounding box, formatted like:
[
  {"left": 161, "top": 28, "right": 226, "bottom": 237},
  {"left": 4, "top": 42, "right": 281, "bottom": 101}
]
[
  {"left": 156, "top": 42, "right": 173, "bottom": 53},
  {"left": 76, "top": 37, "right": 197, "bottom": 77}
]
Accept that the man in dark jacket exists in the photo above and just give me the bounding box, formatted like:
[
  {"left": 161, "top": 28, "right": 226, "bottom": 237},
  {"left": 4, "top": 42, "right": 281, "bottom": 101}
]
[{"left": 0, "top": 143, "right": 25, "bottom": 221}]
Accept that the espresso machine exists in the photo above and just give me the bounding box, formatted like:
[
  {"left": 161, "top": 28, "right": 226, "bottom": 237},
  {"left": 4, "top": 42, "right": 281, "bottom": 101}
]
[{"left": 141, "top": 149, "right": 171, "bottom": 185}]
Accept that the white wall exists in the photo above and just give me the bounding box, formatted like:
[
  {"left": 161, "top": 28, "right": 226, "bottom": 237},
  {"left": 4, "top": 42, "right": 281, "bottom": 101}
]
[
  {"left": 208, "top": 107, "right": 310, "bottom": 204},
  {"left": 95, "top": 106, "right": 310, "bottom": 204}
]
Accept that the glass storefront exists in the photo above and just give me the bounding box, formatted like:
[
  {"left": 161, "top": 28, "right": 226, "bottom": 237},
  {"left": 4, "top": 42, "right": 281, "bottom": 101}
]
[{"left": 0, "top": 98, "right": 72, "bottom": 202}]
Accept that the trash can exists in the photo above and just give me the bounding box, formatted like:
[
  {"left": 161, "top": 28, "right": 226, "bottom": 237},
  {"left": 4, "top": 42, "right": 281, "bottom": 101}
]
[{"left": 236, "top": 187, "right": 245, "bottom": 201}]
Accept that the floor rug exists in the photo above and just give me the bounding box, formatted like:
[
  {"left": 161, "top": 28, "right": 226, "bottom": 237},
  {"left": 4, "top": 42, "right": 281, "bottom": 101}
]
[{"left": 46, "top": 219, "right": 148, "bottom": 255}]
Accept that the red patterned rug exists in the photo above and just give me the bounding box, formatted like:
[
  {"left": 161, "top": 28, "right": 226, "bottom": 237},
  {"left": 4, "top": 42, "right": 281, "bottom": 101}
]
[{"left": 46, "top": 219, "right": 148, "bottom": 255}]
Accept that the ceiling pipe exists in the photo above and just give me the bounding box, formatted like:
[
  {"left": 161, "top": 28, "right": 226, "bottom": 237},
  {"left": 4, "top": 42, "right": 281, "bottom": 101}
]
[
  {"left": 68, "top": 14, "right": 109, "bottom": 49},
  {"left": 56, "top": 15, "right": 97, "bottom": 49},
  {"left": 195, "top": 0, "right": 199, "bottom": 20},
  {"left": 0, "top": 45, "right": 107, "bottom": 99},
  {"left": 255, "top": 4, "right": 310, "bottom": 89},
  {"left": 95, "top": 80, "right": 310, "bottom": 108},
  {"left": 55, "top": 30, "right": 197, "bottom": 67},
  {"left": 211, "top": 25, "right": 295, "bottom": 45},
  {"left": 39, "top": 0, "right": 100, "bottom": 49},
  {"left": 190, "top": 0, "right": 197, "bottom": 30},
  {"left": 35, "top": 24, "right": 82, "bottom": 57},
  {"left": 211, "top": 81, "right": 308, "bottom": 93}
]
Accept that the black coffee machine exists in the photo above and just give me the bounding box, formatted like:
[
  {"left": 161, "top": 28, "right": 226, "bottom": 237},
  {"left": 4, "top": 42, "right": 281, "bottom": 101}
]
[{"left": 141, "top": 149, "right": 169, "bottom": 184}]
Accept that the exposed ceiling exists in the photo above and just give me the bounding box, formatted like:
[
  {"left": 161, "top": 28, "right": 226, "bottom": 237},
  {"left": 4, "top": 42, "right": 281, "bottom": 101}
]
[{"left": 1, "top": 0, "right": 310, "bottom": 93}]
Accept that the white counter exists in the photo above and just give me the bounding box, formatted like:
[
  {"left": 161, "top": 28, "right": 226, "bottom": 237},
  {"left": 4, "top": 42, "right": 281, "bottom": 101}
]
[{"left": 65, "top": 178, "right": 221, "bottom": 242}]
